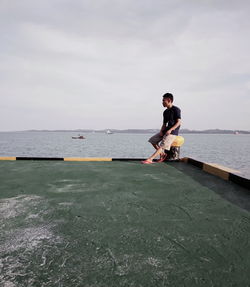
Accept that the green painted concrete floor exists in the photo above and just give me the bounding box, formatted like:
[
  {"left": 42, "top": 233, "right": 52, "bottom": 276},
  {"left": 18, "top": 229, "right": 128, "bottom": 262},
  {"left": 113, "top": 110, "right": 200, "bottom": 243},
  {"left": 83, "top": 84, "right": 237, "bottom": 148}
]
[{"left": 0, "top": 161, "right": 250, "bottom": 287}]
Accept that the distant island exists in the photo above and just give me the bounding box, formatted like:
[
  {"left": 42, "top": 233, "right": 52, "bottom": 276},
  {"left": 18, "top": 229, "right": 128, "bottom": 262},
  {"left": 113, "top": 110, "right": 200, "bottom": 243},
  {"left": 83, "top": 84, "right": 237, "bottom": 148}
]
[
  {"left": 180, "top": 129, "right": 250, "bottom": 135},
  {"left": 23, "top": 129, "right": 250, "bottom": 134}
]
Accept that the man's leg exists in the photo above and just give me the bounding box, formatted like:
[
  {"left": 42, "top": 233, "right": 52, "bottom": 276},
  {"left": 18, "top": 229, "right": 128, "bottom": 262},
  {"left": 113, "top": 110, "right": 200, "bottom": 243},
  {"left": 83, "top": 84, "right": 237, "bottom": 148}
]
[
  {"left": 142, "top": 134, "right": 176, "bottom": 164},
  {"left": 146, "top": 147, "right": 164, "bottom": 162},
  {"left": 148, "top": 133, "right": 163, "bottom": 153},
  {"left": 161, "top": 134, "right": 176, "bottom": 153},
  {"left": 157, "top": 134, "right": 177, "bottom": 161},
  {"left": 151, "top": 143, "right": 160, "bottom": 150}
]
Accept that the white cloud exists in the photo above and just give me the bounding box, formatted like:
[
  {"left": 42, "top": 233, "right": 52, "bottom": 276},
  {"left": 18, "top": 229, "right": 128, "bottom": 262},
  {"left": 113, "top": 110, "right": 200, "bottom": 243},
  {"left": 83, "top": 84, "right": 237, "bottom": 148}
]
[{"left": 0, "top": 0, "right": 250, "bottom": 131}]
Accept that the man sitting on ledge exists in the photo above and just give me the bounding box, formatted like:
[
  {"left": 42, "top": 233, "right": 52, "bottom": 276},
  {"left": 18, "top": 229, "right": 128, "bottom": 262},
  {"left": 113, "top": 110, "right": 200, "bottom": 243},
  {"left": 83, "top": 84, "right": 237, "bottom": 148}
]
[{"left": 142, "top": 92, "right": 181, "bottom": 164}]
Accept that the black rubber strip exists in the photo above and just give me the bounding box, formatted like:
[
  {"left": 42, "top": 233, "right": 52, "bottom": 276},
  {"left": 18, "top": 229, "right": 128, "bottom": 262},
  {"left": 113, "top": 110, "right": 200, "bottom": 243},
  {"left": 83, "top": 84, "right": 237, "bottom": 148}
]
[
  {"left": 229, "top": 173, "right": 250, "bottom": 191},
  {"left": 187, "top": 158, "right": 204, "bottom": 169},
  {"left": 16, "top": 157, "right": 64, "bottom": 161},
  {"left": 112, "top": 158, "right": 144, "bottom": 161}
]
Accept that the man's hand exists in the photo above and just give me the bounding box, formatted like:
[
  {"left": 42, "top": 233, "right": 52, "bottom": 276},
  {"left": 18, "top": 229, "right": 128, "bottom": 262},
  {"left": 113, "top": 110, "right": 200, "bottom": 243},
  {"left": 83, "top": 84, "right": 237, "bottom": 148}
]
[{"left": 166, "top": 129, "right": 172, "bottom": 135}]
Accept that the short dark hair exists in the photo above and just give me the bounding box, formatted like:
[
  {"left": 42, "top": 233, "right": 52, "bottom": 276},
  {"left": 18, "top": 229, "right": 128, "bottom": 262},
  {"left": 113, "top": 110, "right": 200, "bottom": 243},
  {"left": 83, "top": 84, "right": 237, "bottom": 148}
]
[{"left": 162, "top": 93, "right": 174, "bottom": 102}]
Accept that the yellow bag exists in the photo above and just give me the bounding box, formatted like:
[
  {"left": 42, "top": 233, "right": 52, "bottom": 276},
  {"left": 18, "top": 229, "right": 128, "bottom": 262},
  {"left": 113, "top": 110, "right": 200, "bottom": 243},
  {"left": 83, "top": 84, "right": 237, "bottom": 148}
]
[{"left": 171, "top": 136, "right": 184, "bottom": 147}]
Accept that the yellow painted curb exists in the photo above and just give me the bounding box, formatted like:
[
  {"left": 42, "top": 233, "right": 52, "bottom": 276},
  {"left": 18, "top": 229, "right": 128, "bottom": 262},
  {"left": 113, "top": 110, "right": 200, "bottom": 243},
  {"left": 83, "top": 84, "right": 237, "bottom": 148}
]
[
  {"left": 64, "top": 157, "right": 112, "bottom": 162},
  {"left": 0, "top": 157, "right": 16, "bottom": 161},
  {"left": 203, "top": 163, "right": 229, "bottom": 180},
  {"left": 206, "top": 163, "right": 240, "bottom": 174}
]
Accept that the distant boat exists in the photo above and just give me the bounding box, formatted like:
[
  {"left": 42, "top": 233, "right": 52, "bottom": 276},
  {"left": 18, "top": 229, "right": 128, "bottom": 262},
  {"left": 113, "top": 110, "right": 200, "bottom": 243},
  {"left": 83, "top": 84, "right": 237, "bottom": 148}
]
[
  {"left": 72, "top": 135, "right": 85, "bottom": 139},
  {"left": 234, "top": 131, "right": 239, "bottom": 135},
  {"left": 106, "top": 130, "right": 113, "bottom": 134}
]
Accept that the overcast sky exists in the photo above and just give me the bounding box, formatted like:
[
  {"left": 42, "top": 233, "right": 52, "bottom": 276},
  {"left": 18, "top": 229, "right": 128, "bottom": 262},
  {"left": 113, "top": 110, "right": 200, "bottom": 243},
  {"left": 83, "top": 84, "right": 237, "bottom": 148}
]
[{"left": 1, "top": 0, "right": 250, "bottom": 131}]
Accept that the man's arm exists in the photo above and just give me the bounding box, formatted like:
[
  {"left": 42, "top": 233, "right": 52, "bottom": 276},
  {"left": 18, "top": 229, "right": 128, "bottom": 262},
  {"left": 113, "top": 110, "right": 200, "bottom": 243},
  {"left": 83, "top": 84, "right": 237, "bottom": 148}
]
[
  {"left": 166, "top": 119, "right": 181, "bottom": 135},
  {"left": 159, "top": 124, "right": 166, "bottom": 136}
]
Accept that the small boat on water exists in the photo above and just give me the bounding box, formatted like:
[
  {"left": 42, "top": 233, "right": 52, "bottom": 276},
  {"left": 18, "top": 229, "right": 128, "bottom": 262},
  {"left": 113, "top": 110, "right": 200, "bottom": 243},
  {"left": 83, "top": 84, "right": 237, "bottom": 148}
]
[
  {"left": 72, "top": 135, "right": 85, "bottom": 139},
  {"left": 106, "top": 130, "right": 113, "bottom": 134}
]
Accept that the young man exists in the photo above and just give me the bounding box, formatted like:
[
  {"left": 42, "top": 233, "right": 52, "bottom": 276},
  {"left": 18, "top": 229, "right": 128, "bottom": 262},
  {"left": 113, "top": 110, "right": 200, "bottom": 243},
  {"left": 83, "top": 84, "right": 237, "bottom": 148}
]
[{"left": 142, "top": 93, "right": 181, "bottom": 164}]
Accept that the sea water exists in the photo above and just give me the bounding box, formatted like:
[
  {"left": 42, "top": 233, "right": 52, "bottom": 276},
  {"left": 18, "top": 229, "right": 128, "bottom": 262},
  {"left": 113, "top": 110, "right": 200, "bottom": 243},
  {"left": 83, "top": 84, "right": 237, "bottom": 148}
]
[{"left": 0, "top": 132, "right": 249, "bottom": 178}]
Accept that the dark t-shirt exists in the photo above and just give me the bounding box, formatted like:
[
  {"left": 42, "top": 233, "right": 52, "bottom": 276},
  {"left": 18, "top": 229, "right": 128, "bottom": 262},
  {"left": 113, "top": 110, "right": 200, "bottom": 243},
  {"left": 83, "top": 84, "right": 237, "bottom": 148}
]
[{"left": 163, "top": 105, "right": 181, "bottom": 135}]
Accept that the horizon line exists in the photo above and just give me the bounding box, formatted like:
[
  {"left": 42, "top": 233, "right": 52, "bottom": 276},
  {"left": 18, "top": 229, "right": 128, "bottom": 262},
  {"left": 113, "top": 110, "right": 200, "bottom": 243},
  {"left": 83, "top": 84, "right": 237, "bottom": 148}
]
[{"left": 0, "top": 128, "right": 250, "bottom": 133}]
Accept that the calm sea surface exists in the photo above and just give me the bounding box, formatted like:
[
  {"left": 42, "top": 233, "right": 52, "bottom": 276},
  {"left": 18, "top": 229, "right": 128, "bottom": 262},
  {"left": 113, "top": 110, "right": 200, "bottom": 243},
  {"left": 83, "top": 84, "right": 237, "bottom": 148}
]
[{"left": 0, "top": 132, "right": 249, "bottom": 179}]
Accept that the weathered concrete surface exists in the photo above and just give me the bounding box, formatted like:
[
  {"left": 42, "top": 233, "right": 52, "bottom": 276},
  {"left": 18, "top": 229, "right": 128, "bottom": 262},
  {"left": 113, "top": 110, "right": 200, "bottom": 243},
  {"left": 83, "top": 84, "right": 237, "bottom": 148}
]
[{"left": 0, "top": 161, "right": 249, "bottom": 287}]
